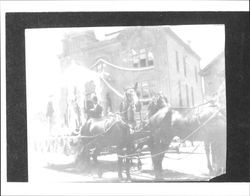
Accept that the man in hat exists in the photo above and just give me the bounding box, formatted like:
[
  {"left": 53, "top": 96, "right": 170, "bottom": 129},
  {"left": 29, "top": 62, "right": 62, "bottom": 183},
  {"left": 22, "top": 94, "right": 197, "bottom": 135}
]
[
  {"left": 82, "top": 94, "right": 103, "bottom": 135},
  {"left": 88, "top": 94, "right": 103, "bottom": 119}
]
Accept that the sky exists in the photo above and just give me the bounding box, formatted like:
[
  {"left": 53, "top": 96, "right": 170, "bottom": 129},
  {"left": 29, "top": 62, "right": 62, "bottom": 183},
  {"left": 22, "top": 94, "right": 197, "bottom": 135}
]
[{"left": 25, "top": 25, "right": 225, "bottom": 114}]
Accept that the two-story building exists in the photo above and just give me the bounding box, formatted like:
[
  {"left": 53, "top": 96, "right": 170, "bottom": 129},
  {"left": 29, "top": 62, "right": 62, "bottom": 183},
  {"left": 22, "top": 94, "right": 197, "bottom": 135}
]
[
  {"left": 59, "top": 26, "right": 204, "bottom": 123},
  {"left": 199, "top": 52, "right": 225, "bottom": 99}
]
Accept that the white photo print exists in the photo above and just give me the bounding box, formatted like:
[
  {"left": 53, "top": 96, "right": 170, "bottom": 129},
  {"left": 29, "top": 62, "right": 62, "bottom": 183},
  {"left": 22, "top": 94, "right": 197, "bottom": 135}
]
[{"left": 26, "top": 25, "right": 226, "bottom": 182}]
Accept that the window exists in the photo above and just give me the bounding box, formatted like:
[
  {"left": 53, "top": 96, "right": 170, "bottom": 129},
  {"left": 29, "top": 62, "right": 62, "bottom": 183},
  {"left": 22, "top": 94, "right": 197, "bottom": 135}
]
[
  {"left": 139, "top": 49, "right": 146, "bottom": 67},
  {"left": 140, "top": 59, "right": 146, "bottom": 67},
  {"left": 186, "top": 84, "right": 189, "bottom": 107},
  {"left": 176, "top": 51, "right": 179, "bottom": 72},
  {"left": 133, "top": 56, "right": 139, "bottom": 67},
  {"left": 194, "top": 66, "right": 198, "bottom": 82},
  {"left": 191, "top": 87, "right": 195, "bottom": 106},
  {"left": 178, "top": 81, "right": 182, "bottom": 106},
  {"left": 148, "top": 51, "right": 154, "bottom": 66},
  {"left": 183, "top": 56, "right": 187, "bottom": 77},
  {"left": 131, "top": 48, "right": 154, "bottom": 68}
]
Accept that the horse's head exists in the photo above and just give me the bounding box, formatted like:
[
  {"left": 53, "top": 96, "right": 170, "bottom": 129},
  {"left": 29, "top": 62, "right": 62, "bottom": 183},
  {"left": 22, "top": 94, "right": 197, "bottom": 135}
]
[
  {"left": 124, "top": 88, "right": 138, "bottom": 104},
  {"left": 124, "top": 87, "right": 140, "bottom": 110}
]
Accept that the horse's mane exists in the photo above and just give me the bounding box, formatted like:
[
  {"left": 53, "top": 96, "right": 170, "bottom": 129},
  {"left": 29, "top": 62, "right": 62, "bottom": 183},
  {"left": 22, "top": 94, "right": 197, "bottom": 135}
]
[
  {"left": 171, "top": 104, "right": 218, "bottom": 130},
  {"left": 147, "top": 106, "right": 172, "bottom": 128}
]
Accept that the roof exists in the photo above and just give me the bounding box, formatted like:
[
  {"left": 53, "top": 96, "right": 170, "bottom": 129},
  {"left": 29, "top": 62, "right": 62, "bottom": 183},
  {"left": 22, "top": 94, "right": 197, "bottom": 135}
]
[
  {"left": 115, "top": 27, "right": 201, "bottom": 60},
  {"left": 164, "top": 27, "right": 201, "bottom": 60},
  {"left": 65, "top": 26, "right": 202, "bottom": 60},
  {"left": 199, "top": 52, "right": 224, "bottom": 76}
]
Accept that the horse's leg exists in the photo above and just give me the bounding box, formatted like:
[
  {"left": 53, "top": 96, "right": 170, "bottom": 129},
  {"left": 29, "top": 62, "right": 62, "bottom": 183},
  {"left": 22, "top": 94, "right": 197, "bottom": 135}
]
[
  {"left": 93, "top": 148, "right": 102, "bottom": 178},
  {"left": 137, "top": 153, "right": 142, "bottom": 170},
  {"left": 148, "top": 136, "right": 159, "bottom": 179},
  {"left": 75, "top": 145, "right": 90, "bottom": 170},
  {"left": 157, "top": 153, "right": 164, "bottom": 180},
  {"left": 156, "top": 139, "right": 170, "bottom": 180},
  {"left": 117, "top": 148, "right": 123, "bottom": 180},
  {"left": 153, "top": 156, "right": 163, "bottom": 180},
  {"left": 150, "top": 141, "right": 163, "bottom": 180},
  {"left": 125, "top": 157, "right": 132, "bottom": 181},
  {"left": 125, "top": 143, "right": 133, "bottom": 181},
  {"left": 204, "top": 140, "right": 213, "bottom": 175},
  {"left": 212, "top": 138, "right": 226, "bottom": 176},
  {"left": 135, "top": 143, "right": 143, "bottom": 170}
]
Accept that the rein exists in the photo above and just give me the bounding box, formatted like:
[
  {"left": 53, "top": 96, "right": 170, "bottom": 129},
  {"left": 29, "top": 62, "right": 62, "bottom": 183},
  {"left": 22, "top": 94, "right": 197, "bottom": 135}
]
[
  {"left": 171, "top": 101, "right": 212, "bottom": 110},
  {"left": 179, "top": 109, "right": 221, "bottom": 144}
]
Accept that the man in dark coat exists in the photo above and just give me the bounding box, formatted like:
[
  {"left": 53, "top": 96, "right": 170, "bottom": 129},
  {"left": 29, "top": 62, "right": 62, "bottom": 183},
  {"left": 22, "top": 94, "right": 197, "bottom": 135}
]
[
  {"left": 82, "top": 94, "right": 103, "bottom": 135},
  {"left": 88, "top": 95, "right": 103, "bottom": 119},
  {"left": 46, "top": 98, "right": 54, "bottom": 132}
]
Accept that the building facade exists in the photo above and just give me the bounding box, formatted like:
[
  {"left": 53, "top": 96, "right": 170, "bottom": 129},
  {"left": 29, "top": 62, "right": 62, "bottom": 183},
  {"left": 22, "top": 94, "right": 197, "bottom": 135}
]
[
  {"left": 200, "top": 52, "right": 225, "bottom": 99},
  {"left": 59, "top": 27, "right": 204, "bottom": 119}
]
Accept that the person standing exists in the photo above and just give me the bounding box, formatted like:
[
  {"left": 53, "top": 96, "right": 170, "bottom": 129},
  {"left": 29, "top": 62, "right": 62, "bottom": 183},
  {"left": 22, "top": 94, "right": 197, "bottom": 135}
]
[
  {"left": 82, "top": 94, "right": 103, "bottom": 135},
  {"left": 46, "top": 95, "right": 55, "bottom": 133},
  {"left": 106, "top": 92, "right": 113, "bottom": 115},
  {"left": 88, "top": 95, "right": 103, "bottom": 119}
]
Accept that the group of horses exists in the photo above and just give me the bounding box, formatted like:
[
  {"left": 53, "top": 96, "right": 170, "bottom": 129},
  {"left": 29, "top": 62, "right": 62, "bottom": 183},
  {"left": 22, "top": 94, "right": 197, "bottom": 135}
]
[{"left": 73, "top": 87, "right": 226, "bottom": 181}]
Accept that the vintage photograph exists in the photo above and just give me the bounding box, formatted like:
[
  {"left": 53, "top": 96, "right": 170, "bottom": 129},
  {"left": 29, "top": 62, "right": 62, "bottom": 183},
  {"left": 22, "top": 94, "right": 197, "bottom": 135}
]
[{"left": 26, "top": 25, "right": 226, "bottom": 182}]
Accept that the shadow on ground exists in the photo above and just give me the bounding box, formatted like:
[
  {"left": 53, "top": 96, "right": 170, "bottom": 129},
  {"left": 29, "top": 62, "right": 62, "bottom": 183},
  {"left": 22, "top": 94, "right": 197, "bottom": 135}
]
[{"left": 45, "top": 159, "right": 211, "bottom": 182}]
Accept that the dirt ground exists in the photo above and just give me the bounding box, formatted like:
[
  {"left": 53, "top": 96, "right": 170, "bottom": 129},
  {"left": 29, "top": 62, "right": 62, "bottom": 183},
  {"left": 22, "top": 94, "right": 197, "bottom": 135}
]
[{"left": 29, "top": 142, "right": 215, "bottom": 182}]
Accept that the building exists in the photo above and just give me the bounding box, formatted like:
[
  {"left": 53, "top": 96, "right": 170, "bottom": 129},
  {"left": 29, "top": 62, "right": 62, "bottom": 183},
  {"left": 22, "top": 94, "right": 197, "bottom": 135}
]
[
  {"left": 200, "top": 52, "right": 225, "bottom": 99},
  {"left": 59, "top": 26, "right": 204, "bottom": 121}
]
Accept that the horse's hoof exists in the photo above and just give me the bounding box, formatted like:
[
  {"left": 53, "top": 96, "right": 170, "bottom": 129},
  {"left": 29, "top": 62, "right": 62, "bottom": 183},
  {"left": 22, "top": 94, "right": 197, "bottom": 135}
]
[
  {"left": 126, "top": 176, "right": 132, "bottom": 182},
  {"left": 155, "top": 174, "right": 164, "bottom": 181},
  {"left": 98, "top": 171, "right": 103, "bottom": 178},
  {"left": 155, "top": 177, "right": 164, "bottom": 182},
  {"left": 118, "top": 175, "right": 123, "bottom": 181}
]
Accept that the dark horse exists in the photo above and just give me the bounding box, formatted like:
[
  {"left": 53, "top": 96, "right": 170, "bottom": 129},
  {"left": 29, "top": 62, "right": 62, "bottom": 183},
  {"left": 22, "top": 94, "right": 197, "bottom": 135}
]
[
  {"left": 77, "top": 87, "right": 140, "bottom": 181},
  {"left": 144, "top": 102, "right": 226, "bottom": 180},
  {"left": 78, "top": 114, "right": 133, "bottom": 180}
]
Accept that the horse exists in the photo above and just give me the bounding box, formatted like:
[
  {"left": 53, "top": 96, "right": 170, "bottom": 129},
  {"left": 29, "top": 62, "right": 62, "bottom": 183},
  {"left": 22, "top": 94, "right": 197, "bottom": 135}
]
[
  {"left": 142, "top": 106, "right": 174, "bottom": 180},
  {"left": 144, "top": 100, "right": 226, "bottom": 180},
  {"left": 77, "top": 114, "right": 133, "bottom": 180},
  {"left": 77, "top": 87, "right": 140, "bottom": 181},
  {"left": 171, "top": 104, "right": 226, "bottom": 175}
]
